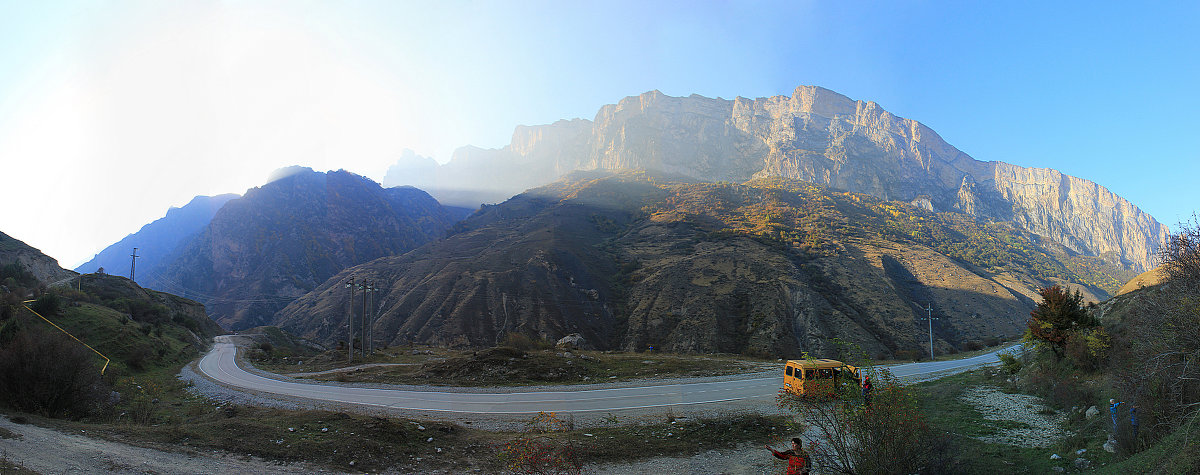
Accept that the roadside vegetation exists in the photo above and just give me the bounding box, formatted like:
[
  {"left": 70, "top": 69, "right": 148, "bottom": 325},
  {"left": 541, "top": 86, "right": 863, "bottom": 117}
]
[
  {"left": 250, "top": 332, "right": 774, "bottom": 386},
  {"left": 1, "top": 271, "right": 787, "bottom": 472}
]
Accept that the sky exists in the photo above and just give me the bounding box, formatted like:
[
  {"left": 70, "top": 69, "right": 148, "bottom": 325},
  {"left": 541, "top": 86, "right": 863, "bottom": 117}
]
[{"left": 1, "top": 0, "right": 1198, "bottom": 269}]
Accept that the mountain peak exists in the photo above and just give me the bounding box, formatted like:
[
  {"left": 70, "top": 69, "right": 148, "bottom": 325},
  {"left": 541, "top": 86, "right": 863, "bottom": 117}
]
[{"left": 383, "top": 85, "right": 1167, "bottom": 271}]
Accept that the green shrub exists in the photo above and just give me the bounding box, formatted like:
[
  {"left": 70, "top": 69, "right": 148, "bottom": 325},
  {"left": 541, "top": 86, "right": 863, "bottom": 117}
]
[
  {"left": 998, "top": 352, "right": 1022, "bottom": 374},
  {"left": 29, "top": 293, "right": 61, "bottom": 316}
]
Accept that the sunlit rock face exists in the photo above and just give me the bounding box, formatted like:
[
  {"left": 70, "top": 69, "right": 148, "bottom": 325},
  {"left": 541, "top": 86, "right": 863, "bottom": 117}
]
[{"left": 402, "top": 86, "right": 1166, "bottom": 271}]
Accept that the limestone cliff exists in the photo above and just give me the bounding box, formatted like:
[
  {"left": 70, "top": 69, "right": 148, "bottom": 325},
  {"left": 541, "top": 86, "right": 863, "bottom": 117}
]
[{"left": 391, "top": 86, "right": 1167, "bottom": 272}]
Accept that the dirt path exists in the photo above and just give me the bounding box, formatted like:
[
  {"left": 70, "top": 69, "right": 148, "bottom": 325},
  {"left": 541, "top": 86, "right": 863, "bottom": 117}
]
[{"left": 0, "top": 415, "right": 343, "bottom": 474}]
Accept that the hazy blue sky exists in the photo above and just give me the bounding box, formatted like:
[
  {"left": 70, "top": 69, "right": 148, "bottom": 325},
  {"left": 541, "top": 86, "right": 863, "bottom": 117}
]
[{"left": 1, "top": 0, "right": 1197, "bottom": 267}]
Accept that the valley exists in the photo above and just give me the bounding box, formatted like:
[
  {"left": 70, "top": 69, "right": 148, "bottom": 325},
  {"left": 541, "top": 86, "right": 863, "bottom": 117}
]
[{"left": 1, "top": 79, "right": 1193, "bottom": 473}]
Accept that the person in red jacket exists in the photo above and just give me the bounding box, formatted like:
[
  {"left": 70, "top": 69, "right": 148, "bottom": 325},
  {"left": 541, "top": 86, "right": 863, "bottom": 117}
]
[{"left": 766, "top": 437, "right": 810, "bottom": 475}]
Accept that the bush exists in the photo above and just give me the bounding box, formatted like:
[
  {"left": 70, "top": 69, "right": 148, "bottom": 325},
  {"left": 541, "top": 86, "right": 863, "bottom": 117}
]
[
  {"left": 998, "top": 352, "right": 1022, "bottom": 374},
  {"left": 0, "top": 327, "right": 111, "bottom": 418},
  {"left": 499, "top": 333, "right": 551, "bottom": 352},
  {"left": 894, "top": 349, "right": 921, "bottom": 361},
  {"left": 777, "top": 370, "right": 941, "bottom": 474},
  {"left": 497, "top": 411, "right": 584, "bottom": 474},
  {"left": 29, "top": 293, "right": 61, "bottom": 316},
  {"left": 1064, "top": 327, "right": 1110, "bottom": 371}
]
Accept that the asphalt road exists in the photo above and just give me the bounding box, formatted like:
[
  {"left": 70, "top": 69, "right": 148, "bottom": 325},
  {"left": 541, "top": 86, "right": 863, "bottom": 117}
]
[{"left": 196, "top": 335, "right": 1021, "bottom": 415}]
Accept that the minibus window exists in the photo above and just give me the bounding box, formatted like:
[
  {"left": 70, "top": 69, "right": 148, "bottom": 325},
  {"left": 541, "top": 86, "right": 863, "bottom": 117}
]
[
  {"left": 786, "top": 366, "right": 793, "bottom": 377},
  {"left": 805, "top": 369, "right": 814, "bottom": 379}
]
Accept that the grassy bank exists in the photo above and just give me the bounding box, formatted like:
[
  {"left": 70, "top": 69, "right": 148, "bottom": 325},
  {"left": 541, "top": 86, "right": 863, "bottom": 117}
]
[
  {"left": 915, "top": 369, "right": 1120, "bottom": 472},
  {"left": 253, "top": 345, "right": 773, "bottom": 387}
]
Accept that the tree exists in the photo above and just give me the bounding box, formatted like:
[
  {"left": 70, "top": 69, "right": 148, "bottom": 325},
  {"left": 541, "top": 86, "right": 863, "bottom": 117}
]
[
  {"left": 1158, "top": 214, "right": 1200, "bottom": 283},
  {"left": 1026, "top": 285, "right": 1095, "bottom": 357}
]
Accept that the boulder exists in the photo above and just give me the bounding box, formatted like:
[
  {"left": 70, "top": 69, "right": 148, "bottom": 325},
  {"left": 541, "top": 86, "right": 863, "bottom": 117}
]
[
  {"left": 556, "top": 333, "right": 586, "bottom": 349},
  {"left": 1073, "top": 458, "right": 1091, "bottom": 469},
  {"left": 1085, "top": 406, "right": 1100, "bottom": 419}
]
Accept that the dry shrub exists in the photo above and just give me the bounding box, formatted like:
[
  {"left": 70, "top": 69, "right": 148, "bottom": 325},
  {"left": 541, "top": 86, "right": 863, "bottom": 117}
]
[
  {"left": 0, "top": 327, "right": 111, "bottom": 418},
  {"left": 776, "top": 370, "right": 942, "bottom": 474}
]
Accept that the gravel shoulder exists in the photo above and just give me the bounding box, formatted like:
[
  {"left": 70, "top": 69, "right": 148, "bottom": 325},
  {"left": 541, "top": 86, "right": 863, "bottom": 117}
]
[
  {"left": 959, "top": 385, "right": 1071, "bottom": 448},
  {"left": 0, "top": 414, "right": 344, "bottom": 475}
]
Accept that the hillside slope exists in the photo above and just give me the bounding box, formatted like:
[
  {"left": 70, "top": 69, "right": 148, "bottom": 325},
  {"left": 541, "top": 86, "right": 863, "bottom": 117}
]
[
  {"left": 279, "top": 171, "right": 1122, "bottom": 358},
  {"left": 0, "top": 231, "right": 76, "bottom": 285}
]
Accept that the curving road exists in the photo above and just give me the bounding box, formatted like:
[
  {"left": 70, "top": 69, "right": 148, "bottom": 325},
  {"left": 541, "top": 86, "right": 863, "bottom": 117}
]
[{"left": 196, "top": 335, "right": 1021, "bottom": 415}]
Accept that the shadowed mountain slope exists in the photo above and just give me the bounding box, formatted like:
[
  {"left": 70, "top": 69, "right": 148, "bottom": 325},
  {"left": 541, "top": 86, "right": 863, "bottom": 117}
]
[
  {"left": 152, "top": 168, "right": 460, "bottom": 331},
  {"left": 75, "top": 194, "right": 238, "bottom": 284},
  {"left": 278, "top": 171, "right": 1125, "bottom": 358}
]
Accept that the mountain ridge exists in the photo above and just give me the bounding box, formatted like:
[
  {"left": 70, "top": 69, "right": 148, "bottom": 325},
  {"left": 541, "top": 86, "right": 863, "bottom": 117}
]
[
  {"left": 387, "top": 85, "right": 1167, "bottom": 272},
  {"left": 152, "top": 168, "right": 462, "bottom": 331},
  {"left": 74, "top": 193, "right": 239, "bottom": 283},
  {"left": 278, "top": 171, "right": 1124, "bottom": 357}
]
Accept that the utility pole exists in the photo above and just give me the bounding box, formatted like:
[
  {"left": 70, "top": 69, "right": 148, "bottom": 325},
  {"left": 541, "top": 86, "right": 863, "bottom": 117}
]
[
  {"left": 371, "top": 284, "right": 381, "bottom": 352},
  {"left": 366, "top": 284, "right": 376, "bottom": 354},
  {"left": 913, "top": 302, "right": 938, "bottom": 360},
  {"left": 345, "top": 276, "right": 355, "bottom": 362},
  {"left": 129, "top": 248, "right": 139, "bottom": 281},
  {"left": 360, "top": 280, "right": 369, "bottom": 358}
]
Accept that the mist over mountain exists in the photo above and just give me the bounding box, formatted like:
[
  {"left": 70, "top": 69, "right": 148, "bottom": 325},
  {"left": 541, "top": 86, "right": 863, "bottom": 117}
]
[
  {"left": 276, "top": 171, "right": 1125, "bottom": 358},
  {"left": 150, "top": 168, "right": 462, "bottom": 331},
  {"left": 389, "top": 86, "right": 1166, "bottom": 272},
  {"left": 75, "top": 194, "right": 238, "bottom": 284}
]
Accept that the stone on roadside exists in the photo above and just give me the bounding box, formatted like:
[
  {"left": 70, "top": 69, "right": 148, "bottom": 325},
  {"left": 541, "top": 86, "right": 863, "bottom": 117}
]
[
  {"left": 1050, "top": 453, "right": 1062, "bottom": 460},
  {"left": 1103, "top": 439, "right": 1117, "bottom": 453},
  {"left": 1073, "top": 458, "right": 1091, "bottom": 469},
  {"left": 1085, "top": 406, "right": 1100, "bottom": 419}
]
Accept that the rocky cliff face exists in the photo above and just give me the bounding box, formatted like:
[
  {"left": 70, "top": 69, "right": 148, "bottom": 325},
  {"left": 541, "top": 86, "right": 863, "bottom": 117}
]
[
  {"left": 393, "top": 86, "right": 1167, "bottom": 272},
  {"left": 157, "top": 168, "right": 461, "bottom": 331},
  {"left": 0, "top": 231, "right": 76, "bottom": 285}
]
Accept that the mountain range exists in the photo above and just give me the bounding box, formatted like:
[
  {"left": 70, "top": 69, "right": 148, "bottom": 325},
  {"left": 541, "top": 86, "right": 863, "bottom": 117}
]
[
  {"left": 74, "top": 85, "right": 1168, "bottom": 356},
  {"left": 75, "top": 194, "right": 238, "bottom": 284},
  {"left": 276, "top": 171, "right": 1128, "bottom": 358},
  {"left": 129, "top": 168, "right": 464, "bottom": 330},
  {"left": 385, "top": 86, "right": 1167, "bottom": 273}
]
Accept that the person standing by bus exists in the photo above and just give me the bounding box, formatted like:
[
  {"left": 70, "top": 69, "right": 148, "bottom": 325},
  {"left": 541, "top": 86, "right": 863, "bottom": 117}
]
[
  {"left": 766, "top": 438, "right": 811, "bottom": 475},
  {"left": 861, "top": 375, "right": 873, "bottom": 406}
]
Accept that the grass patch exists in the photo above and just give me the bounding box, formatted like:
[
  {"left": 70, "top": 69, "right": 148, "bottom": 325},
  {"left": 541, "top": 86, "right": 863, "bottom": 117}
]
[
  {"left": 915, "top": 369, "right": 1119, "bottom": 472},
  {"left": 580, "top": 413, "right": 786, "bottom": 461},
  {"left": 0, "top": 457, "right": 37, "bottom": 475},
  {"left": 98, "top": 406, "right": 496, "bottom": 472},
  {"left": 263, "top": 346, "right": 769, "bottom": 386}
]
